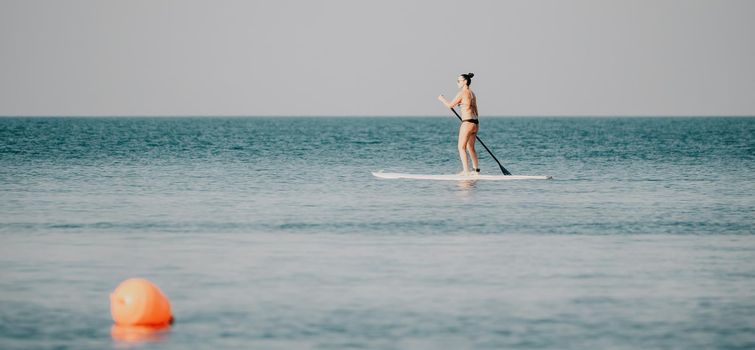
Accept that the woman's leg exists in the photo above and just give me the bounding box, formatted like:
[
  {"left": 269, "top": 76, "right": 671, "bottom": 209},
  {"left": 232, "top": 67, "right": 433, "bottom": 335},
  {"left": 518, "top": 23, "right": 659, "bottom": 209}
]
[
  {"left": 467, "top": 125, "right": 479, "bottom": 172},
  {"left": 458, "top": 124, "right": 473, "bottom": 174}
]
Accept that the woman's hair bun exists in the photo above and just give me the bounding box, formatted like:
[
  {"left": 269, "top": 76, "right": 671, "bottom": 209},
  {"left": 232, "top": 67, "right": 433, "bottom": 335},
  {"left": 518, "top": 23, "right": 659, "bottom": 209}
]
[{"left": 467, "top": 73, "right": 474, "bottom": 78}]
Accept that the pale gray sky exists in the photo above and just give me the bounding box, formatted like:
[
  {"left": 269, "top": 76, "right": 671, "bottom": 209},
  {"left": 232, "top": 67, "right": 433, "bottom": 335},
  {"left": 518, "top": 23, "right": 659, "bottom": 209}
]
[{"left": 1, "top": 0, "right": 753, "bottom": 116}]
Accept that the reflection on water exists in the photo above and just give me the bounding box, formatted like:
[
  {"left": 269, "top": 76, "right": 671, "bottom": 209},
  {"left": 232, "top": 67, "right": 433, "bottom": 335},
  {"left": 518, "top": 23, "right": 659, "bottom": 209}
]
[
  {"left": 111, "top": 324, "right": 171, "bottom": 346},
  {"left": 456, "top": 180, "right": 478, "bottom": 191}
]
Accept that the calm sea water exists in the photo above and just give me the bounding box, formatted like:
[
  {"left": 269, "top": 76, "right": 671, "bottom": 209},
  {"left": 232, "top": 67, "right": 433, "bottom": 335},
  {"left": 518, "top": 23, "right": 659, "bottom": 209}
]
[{"left": 1, "top": 117, "right": 753, "bottom": 349}]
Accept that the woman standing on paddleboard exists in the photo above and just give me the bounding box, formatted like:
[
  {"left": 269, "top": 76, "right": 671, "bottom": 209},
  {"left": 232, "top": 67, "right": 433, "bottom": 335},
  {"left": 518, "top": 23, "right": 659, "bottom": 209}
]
[{"left": 438, "top": 73, "right": 479, "bottom": 176}]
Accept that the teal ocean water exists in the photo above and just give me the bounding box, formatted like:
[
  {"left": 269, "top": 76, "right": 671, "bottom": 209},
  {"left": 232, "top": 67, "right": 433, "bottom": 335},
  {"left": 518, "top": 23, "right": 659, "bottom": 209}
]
[{"left": 1, "top": 117, "right": 754, "bottom": 349}]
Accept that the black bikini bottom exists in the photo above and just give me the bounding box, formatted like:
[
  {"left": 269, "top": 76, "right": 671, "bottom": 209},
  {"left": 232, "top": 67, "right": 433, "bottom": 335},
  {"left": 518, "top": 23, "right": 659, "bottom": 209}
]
[{"left": 462, "top": 119, "right": 479, "bottom": 125}]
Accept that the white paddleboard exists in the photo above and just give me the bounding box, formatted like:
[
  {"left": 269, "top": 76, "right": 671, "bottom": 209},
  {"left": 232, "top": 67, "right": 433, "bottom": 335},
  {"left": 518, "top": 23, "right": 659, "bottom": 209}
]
[{"left": 372, "top": 172, "right": 552, "bottom": 181}]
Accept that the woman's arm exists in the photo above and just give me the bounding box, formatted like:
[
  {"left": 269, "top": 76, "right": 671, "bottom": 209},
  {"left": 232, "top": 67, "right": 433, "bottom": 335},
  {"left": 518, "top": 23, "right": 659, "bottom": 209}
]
[{"left": 437, "top": 92, "right": 463, "bottom": 109}]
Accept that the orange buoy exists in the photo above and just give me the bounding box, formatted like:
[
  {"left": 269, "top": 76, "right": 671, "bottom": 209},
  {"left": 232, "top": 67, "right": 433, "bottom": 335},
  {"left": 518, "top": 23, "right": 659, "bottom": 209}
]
[{"left": 110, "top": 278, "right": 173, "bottom": 327}]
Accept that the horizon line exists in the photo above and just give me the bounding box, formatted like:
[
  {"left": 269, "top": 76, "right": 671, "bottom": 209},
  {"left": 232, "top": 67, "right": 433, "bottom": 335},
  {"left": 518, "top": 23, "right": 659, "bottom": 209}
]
[{"left": 1, "top": 114, "right": 754, "bottom": 118}]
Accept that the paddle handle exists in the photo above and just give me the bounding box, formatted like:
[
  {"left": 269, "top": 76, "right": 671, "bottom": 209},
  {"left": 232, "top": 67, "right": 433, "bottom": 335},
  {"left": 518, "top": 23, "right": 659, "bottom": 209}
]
[{"left": 450, "top": 108, "right": 512, "bottom": 176}]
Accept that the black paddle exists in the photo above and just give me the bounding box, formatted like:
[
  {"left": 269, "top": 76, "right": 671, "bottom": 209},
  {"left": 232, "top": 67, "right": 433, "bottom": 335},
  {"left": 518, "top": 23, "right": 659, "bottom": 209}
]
[{"left": 449, "top": 108, "right": 512, "bottom": 175}]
